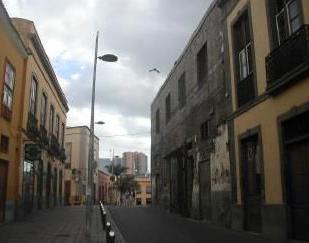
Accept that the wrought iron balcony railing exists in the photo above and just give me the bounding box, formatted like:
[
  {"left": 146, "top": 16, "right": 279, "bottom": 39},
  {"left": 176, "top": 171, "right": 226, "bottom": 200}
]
[
  {"left": 49, "top": 134, "right": 61, "bottom": 157},
  {"left": 266, "top": 25, "right": 309, "bottom": 93},
  {"left": 40, "top": 126, "right": 49, "bottom": 148},
  {"left": 27, "top": 113, "right": 40, "bottom": 139},
  {"left": 237, "top": 73, "right": 255, "bottom": 108},
  {"left": 59, "top": 147, "right": 66, "bottom": 162}
]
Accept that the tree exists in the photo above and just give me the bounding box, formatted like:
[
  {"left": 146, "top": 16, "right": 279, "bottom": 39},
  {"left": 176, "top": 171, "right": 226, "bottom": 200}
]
[
  {"left": 114, "top": 175, "right": 140, "bottom": 195},
  {"left": 105, "top": 164, "right": 127, "bottom": 177}
]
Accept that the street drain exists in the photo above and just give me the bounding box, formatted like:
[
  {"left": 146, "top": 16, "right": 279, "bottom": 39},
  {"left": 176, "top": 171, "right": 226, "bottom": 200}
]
[{"left": 55, "top": 234, "right": 70, "bottom": 238}]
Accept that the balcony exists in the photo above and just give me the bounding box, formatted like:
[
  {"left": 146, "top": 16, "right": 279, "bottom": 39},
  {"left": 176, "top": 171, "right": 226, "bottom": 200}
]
[
  {"left": 266, "top": 25, "right": 309, "bottom": 94},
  {"left": 40, "top": 126, "right": 49, "bottom": 148},
  {"left": 27, "top": 113, "right": 40, "bottom": 140},
  {"left": 59, "top": 147, "right": 66, "bottom": 162},
  {"left": 237, "top": 73, "right": 255, "bottom": 108},
  {"left": 49, "top": 134, "right": 61, "bottom": 158},
  {"left": 1, "top": 104, "right": 12, "bottom": 121}
]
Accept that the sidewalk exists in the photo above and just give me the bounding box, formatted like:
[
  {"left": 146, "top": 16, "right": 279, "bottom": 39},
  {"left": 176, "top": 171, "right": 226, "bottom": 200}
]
[{"left": 0, "top": 205, "right": 105, "bottom": 243}]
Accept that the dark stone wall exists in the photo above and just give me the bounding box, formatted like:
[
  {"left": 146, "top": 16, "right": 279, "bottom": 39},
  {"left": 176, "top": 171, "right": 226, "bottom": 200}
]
[{"left": 151, "top": 0, "right": 234, "bottom": 227}]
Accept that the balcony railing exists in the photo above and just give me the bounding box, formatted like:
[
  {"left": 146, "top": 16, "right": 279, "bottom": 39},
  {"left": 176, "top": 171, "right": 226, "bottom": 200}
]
[
  {"left": 59, "top": 147, "right": 66, "bottom": 162},
  {"left": 40, "top": 126, "right": 49, "bottom": 148},
  {"left": 49, "top": 134, "right": 61, "bottom": 158},
  {"left": 237, "top": 73, "right": 255, "bottom": 108},
  {"left": 27, "top": 113, "right": 40, "bottom": 139},
  {"left": 1, "top": 104, "right": 12, "bottom": 121},
  {"left": 266, "top": 25, "right": 309, "bottom": 93}
]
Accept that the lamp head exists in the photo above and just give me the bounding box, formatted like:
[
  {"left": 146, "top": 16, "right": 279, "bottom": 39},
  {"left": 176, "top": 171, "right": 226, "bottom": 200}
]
[{"left": 98, "top": 54, "right": 118, "bottom": 62}]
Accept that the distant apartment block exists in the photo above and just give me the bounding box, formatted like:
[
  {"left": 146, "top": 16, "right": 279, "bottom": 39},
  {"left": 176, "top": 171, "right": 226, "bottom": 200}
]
[{"left": 122, "top": 152, "right": 148, "bottom": 175}]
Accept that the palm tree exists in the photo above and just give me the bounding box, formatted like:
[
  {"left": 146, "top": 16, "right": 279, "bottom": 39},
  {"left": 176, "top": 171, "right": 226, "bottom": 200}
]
[{"left": 105, "top": 164, "right": 127, "bottom": 178}]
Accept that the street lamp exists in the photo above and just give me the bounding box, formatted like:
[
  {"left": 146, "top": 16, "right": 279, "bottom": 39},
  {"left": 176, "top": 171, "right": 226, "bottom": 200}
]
[
  {"left": 95, "top": 121, "right": 105, "bottom": 125},
  {"left": 86, "top": 31, "right": 117, "bottom": 238}
]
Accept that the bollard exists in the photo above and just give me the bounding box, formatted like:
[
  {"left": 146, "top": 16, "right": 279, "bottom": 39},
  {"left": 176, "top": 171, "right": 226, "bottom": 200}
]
[
  {"left": 102, "top": 211, "right": 107, "bottom": 230},
  {"left": 107, "top": 231, "right": 115, "bottom": 243},
  {"left": 106, "top": 222, "right": 111, "bottom": 242}
]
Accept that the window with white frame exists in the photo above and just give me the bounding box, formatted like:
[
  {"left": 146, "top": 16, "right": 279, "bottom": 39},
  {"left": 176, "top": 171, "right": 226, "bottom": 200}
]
[
  {"left": 40, "top": 93, "right": 47, "bottom": 127},
  {"left": 275, "top": 0, "right": 302, "bottom": 45},
  {"left": 29, "top": 76, "right": 38, "bottom": 115},
  {"left": 3, "top": 63, "right": 15, "bottom": 110}
]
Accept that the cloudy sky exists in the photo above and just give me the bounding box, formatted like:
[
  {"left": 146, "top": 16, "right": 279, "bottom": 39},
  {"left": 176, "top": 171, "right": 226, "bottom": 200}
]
[{"left": 4, "top": 0, "right": 212, "bottom": 168}]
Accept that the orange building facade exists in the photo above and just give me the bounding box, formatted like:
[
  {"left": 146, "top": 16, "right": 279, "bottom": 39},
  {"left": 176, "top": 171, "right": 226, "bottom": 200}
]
[{"left": 0, "top": 1, "right": 68, "bottom": 223}]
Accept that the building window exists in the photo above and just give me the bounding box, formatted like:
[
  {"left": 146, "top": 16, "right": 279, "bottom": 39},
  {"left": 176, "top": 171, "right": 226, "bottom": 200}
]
[
  {"left": 49, "top": 105, "right": 54, "bottom": 134},
  {"left": 234, "top": 12, "right": 252, "bottom": 82},
  {"left": 0, "top": 135, "right": 9, "bottom": 153},
  {"left": 197, "top": 42, "right": 208, "bottom": 87},
  {"left": 238, "top": 43, "right": 252, "bottom": 81},
  {"left": 165, "top": 93, "right": 171, "bottom": 124},
  {"left": 40, "top": 93, "right": 47, "bottom": 127},
  {"left": 146, "top": 185, "right": 152, "bottom": 194},
  {"left": 233, "top": 11, "right": 255, "bottom": 107},
  {"left": 201, "top": 120, "right": 210, "bottom": 140},
  {"left": 29, "top": 76, "right": 38, "bottom": 115},
  {"left": 155, "top": 109, "right": 160, "bottom": 134},
  {"left": 65, "top": 142, "right": 72, "bottom": 168},
  {"left": 178, "top": 72, "right": 186, "bottom": 108},
  {"left": 2, "top": 62, "right": 15, "bottom": 120},
  {"left": 61, "top": 123, "right": 65, "bottom": 146},
  {"left": 55, "top": 114, "right": 60, "bottom": 140},
  {"left": 275, "top": 0, "right": 302, "bottom": 45}
]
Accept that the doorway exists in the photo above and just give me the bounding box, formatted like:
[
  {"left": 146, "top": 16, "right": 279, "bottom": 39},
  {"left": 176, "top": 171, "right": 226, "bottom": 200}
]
[
  {"left": 23, "top": 160, "right": 34, "bottom": 213},
  {"left": 241, "top": 134, "right": 262, "bottom": 233},
  {"left": 199, "top": 160, "right": 211, "bottom": 220},
  {"left": 53, "top": 168, "right": 57, "bottom": 206},
  {"left": 0, "top": 160, "right": 8, "bottom": 223},
  {"left": 282, "top": 110, "right": 309, "bottom": 241},
  {"left": 46, "top": 163, "right": 51, "bottom": 208},
  {"left": 59, "top": 170, "right": 63, "bottom": 206},
  {"left": 64, "top": 180, "right": 71, "bottom": 205},
  {"left": 37, "top": 160, "right": 43, "bottom": 209}
]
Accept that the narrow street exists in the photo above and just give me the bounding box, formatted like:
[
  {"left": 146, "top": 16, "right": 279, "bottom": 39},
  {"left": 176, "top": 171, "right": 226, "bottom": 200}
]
[{"left": 108, "top": 206, "right": 271, "bottom": 243}]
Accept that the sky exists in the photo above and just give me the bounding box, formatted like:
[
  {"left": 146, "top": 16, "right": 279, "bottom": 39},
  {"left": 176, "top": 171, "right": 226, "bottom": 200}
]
[{"left": 3, "top": 0, "right": 212, "bottom": 168}]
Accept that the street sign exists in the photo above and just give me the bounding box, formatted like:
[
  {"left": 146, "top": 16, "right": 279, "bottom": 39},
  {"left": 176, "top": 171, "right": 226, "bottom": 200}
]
[{"left": 25, "top": 144, "right": 41, "bottom": 161}]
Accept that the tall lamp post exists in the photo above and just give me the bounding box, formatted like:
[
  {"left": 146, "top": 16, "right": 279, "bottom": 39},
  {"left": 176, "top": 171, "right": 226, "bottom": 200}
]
[{"left": 86, "top": 31, "right": 118, "bottom": 237}]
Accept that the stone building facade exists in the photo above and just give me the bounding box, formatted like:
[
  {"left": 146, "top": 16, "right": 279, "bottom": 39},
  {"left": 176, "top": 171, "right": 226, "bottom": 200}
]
[{"left": 151, "top": 0, "right": 234, "bottom": 227}]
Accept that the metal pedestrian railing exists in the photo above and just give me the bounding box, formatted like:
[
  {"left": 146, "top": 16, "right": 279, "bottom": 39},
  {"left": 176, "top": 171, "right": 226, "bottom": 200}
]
[{"left": 99, "top": 201, "right": 116, "bottom": 243}]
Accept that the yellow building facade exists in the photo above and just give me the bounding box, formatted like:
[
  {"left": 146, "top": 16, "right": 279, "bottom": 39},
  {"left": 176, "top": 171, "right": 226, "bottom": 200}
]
[
  {"left": 0, "top": 1, "right": 68, "bottom": 222},
  {"left": 221, "top": 0, "right": 309, "bottom": 241},
  {"left": 135, "top": 176, "right": 152, "bottom": 206},
  {"left": 64, "top": 126, "right": 99, "bottom": 206},
  {"left": 12, "top": 17, "right": 69, "bottom": 216}
]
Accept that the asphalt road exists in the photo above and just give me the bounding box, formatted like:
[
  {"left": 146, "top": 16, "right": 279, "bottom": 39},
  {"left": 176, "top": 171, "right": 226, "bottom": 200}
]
[{"left": 108, "top": 206, "right": 271, "bottom": 243}]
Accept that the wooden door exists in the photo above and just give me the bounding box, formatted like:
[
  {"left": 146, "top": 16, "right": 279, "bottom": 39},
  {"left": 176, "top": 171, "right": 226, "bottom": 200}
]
[
  {"left": 64, "top": 180, "right": 71, "bottom": 205},
  {"left": 241, "top": 135, "right": 262, "bottom": 233},
  {"left": 59, "top": 170, "right": 63, "bottom": 206},
  {"left": 37, "top": 161, "right": 43, "bottom": 209},
  {"left": 23, "top": 161, "right": 34, "bottom": 213},
  {"left": 282, "top": 109, "right": 309, "bottom": 241},
  {"left": 0, "top": 160, "right": 8, "bottom": 223},
  {"left": 46, "top": 163, "right": 51, "bottom": 208},
  {"left": 286, "top": 140, "right": 309, "bottom": 241}
]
